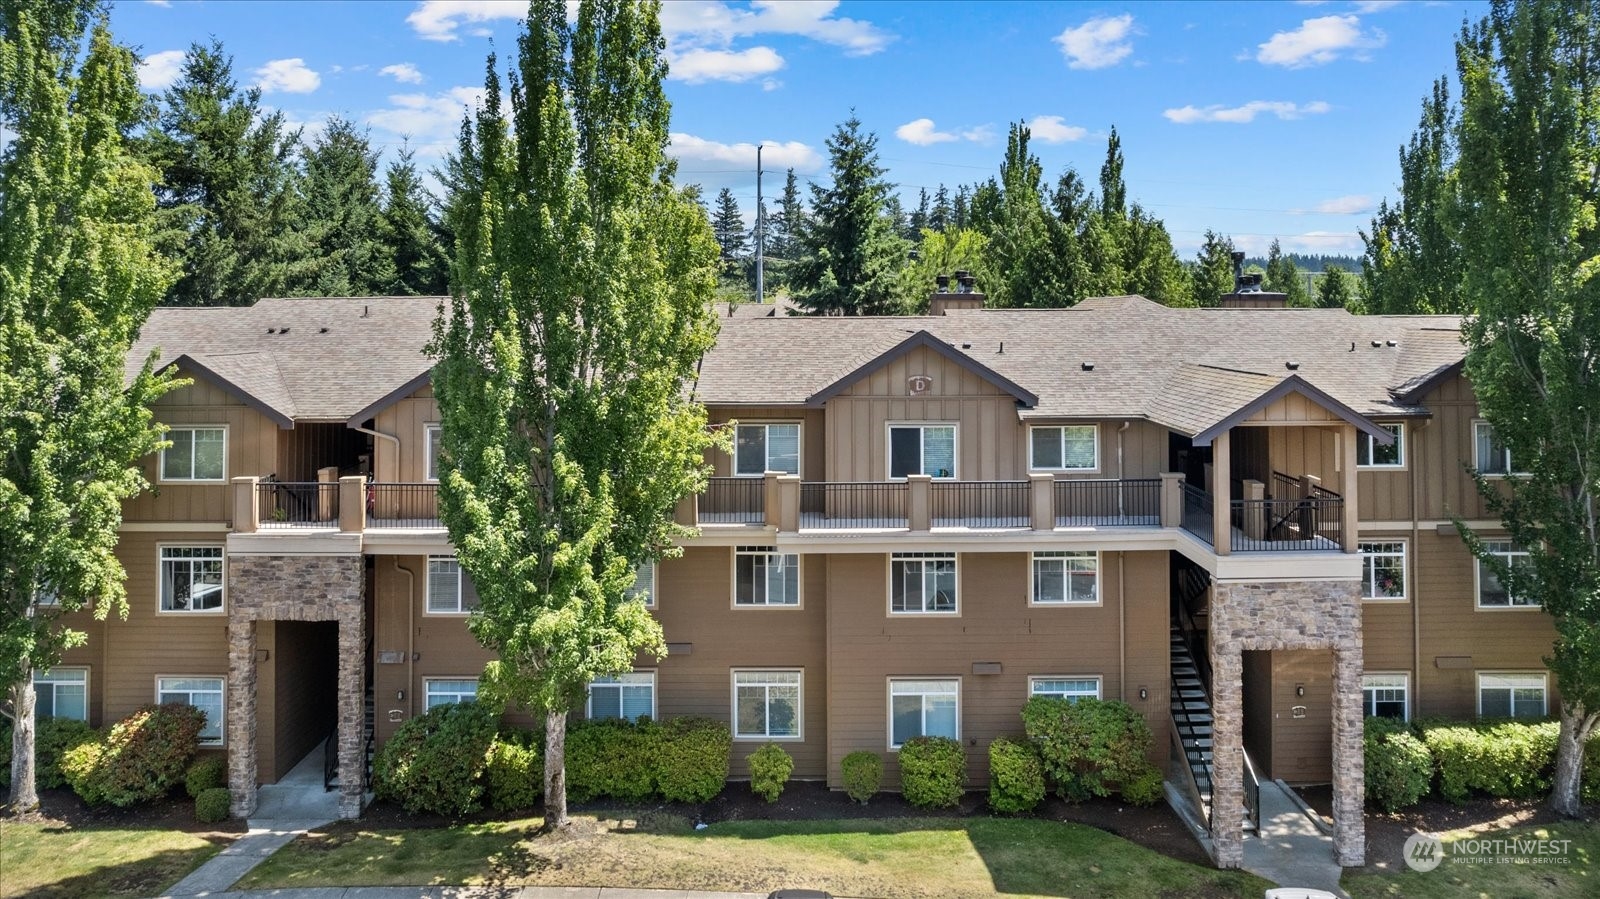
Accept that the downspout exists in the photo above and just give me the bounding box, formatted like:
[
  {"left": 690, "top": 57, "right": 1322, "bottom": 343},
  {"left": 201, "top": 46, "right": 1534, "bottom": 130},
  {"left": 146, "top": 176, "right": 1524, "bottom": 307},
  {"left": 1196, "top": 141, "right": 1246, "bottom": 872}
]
[
  {"left": 349, "top": 424, "right": 400, "bottom": 478},
  {"left": 1410, "top": 417, "right": 1431, "bottom": 717},
  {"left": 393, "top": 559, "right": 416, "bottom": 720},
  {"left": 1117, "top": 422, "right": 1129, "bottom": 701}
]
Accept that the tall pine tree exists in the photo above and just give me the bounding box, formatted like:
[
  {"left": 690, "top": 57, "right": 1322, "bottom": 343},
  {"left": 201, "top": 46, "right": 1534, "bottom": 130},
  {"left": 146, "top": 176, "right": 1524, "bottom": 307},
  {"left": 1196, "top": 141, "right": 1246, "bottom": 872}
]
[
  {"left": 710, "top": 187, "right": 747, "bottom": 277},
  {"left": 1191, "top": 230, "right": 1238, "bottom": 307},
  {"left": 380, "top": 146, "right": 448, "bottom": 295},
  {"left": 790, "top": 116, "right": 907, "bottom": 315},
  {"left": 298, "top": 117, "right": 393, "bottom": 296}
]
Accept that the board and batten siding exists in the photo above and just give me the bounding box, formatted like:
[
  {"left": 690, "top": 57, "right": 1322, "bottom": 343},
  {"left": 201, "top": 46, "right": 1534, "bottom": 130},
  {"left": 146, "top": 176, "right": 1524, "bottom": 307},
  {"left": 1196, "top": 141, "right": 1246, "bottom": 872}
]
[
  {"left": 371, "top": 384, "right": 438, "bottom": 485},
  {"left": 123, "top": 372, "right": 279, "bottom": 523},
  {"left": 705, "top": 407, "right": 827, "bottom": 482}
]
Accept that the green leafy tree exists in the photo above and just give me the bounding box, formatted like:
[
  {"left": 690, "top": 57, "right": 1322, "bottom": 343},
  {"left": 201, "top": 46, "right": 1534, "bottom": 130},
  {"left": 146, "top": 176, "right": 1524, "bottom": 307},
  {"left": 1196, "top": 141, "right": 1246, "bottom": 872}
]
[
  {"left": 897, "top": 227, "right": 991, "bottom": 311},
  {"left": 1123, "top": 203, "right": 1190, "bottom": 306},
  {"left": 710, "top": 187, "right": 747, "bottom": 277},
  {"left": 1265, "top": 238, "right": 1310, "bottom": 306},
  {"left": 789, "top": 115, "right": 908, "bottom": 315},
  {"left": 982, "top": 124, "right": 1064, "bottom": 308},
  {"left": 380, "top": 146, "right": 449, "bottom": 296},
  {"left": 1191, "top": 230, "right": 1238, "bottom": 307},
  {"left": 432, "top": 0, "right": 719, "bottom": 827},
  {"left": 1315, "top": 264, "right": 1356, "bottom": 309},
  {"left": 298, "top": 116, "right": 393, "bottom": 296},
  {"left": 1450, "top": 0, "right": 1600, "bottom": 817},
  {"left": 1, "top": 0, "right": 178, "bottom": 809}
]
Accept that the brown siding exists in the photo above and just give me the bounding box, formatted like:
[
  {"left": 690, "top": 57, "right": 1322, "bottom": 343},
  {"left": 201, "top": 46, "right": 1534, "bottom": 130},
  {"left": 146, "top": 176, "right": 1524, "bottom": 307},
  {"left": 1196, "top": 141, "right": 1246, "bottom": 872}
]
[
  {"left": 1268, "top": 650, "right": 1334, "bottom": 784},
  {"left": 1244, "top": 392, "right": 1343, "bottom": 424},
  {"left": 705, "top": 407, "right": 827, "bottom": 481},
  {"left": 1409, "top": 375, "right": 1508, "bottom": 522},
  {"left": 271, "top": 620, "right": 339, "bottom": 780},
  {"left": 372, "top": 386, "right": 438, "bottom": 484},
  {"left": 1355, "top": 424, "right": 1416, "bottom": 522},
  {"left": 1241, "top": 651, "right": 1274, "bottom": 775},
  {"left": 276, "top": 423, "right": 368, "bottom": 483},
  {"left": 1262, "top": 425, "right": 1342, "bottom": 489}
]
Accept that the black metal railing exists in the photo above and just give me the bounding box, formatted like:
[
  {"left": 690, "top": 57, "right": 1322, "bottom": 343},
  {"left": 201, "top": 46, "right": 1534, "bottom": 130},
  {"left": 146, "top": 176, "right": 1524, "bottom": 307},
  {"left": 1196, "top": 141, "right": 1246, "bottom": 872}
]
[
  {"left": 1053, "top": 478, "right": 1161, "bottom": 527},
  {"left": 1271, "top": 470, "right": 1302, "bottom": 500},
  {"left": 1310, "top": 483, "right": 1342, "bottom": 501},
  {"left": 258, "top": 481, "right": 339, "bottom": 527},
  {"left": 799, "top": 482, "right": 908, "bottom": 529},
  {"left": 1181, "top": 482, "right": 1214, "bottom": 545},
  {"left": 1244, "top": 749, "right": 1262, "bottom": 833},
  {"left": 699, "top": 477, "right": 765, "bottom": 524},
  {"left": 367, "top": 483, "right": 440, "bottom": 528},
  {"left": 1230, "top": 495, "right": 1343, "bottom": 551},
  {"left": 931, "top": 481, "right": 1029, "bottom": 528},
  {"left": 1172, "top": 665, "right": 1216, "bottom": 832},
  {"left": 323, "top": 729, "right": 336, "bottom": 792}
]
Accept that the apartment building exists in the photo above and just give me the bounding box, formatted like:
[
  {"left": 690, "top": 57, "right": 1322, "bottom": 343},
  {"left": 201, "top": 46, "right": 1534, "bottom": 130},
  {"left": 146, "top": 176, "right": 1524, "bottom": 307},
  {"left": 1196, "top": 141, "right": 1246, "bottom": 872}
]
[{"left": 40, "top": 286, "right": 1554, "bottom": 869}]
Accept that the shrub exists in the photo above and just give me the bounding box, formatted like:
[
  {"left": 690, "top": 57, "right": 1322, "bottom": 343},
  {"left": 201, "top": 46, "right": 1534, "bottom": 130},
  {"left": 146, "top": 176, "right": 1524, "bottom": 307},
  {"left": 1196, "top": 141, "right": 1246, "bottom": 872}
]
[
  {"left": 38, "top": 718, "right": 98, "bottom": 790},
  {"left": 566, "top": 717, "right": 661, "bottom": 803},
  {"left": 373, "top": 700, "right": 498, "bottom": 816},
  {"left": 748, "top": 743, "right": 794, "bottom": 803},
  {"left": 1584, "top": 733, "right": 1600, "bottom": 805},
  {"left": 657, "top": 717, "right": 732, "bottom": 803},
  {"left": 195, "top": 787, "right": 231, "bottom": 823},
  {"left": 841, "top": 750, "right": 881, "bottom": 804},
  {"left": 0, "top": 719, "right": 11, "bottom": 787},
  {"left": 1421, "top": 719, "right": 1558, "bottom": 802},
  {"left": 1021, "top": 697, "right": 1154, "bottom": 802},
  {"left": 899, "top": 736, "right": 964, "bottom": 809},
  {"left": 484, "top": 730, "right": 543, "bottom": 812},
  {"left": 987, "top": 737, "right": 1045, "bottom": 813},
  {"left": 185, "top": 756, "right": 228, "bottom": 799},
  {"left": 1121, "top": 765, "right": 1165, "bottom": 806},
  {"left": 61, "top": 703, "right": 205, "bottom": 807},
  {"left": 1364, "top": 719, "right": 1432, "bottom": 812}
]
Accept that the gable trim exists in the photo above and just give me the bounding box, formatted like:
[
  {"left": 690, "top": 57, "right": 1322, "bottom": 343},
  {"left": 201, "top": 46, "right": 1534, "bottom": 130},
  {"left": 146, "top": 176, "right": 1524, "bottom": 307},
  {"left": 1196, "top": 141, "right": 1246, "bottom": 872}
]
[
  {"left": 1394, "top": 360, "right": 1464, "bottom": 405},
  {"left": 344, "top": 369, "right": 433, "bottom": 427},
  {"left": 803, "top": 330, "right": 1038, "bottom": 408},
  {"left": 164, "top": 354, "right": 295, "bottom": 430},
  {"left": 1191, "top": 375, "right": 1395, "bottom": 446}
]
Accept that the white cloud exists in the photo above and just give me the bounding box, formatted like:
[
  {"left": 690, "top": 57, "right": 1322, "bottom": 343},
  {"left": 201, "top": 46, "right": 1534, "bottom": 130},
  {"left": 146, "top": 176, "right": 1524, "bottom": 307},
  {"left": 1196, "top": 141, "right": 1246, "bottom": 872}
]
[
  {"left": 1232, "top": 231, "right": 1363, "bottom": 256},
  {"left": 668, "top": 133, "right": 822, "bottom": 173},
  {"left": 1027, "top": 115, "right": 1089, "bottom": 143},
  {"left": 407, "top": 0, "right": 527, "bottom": 41},
  {"left": 145, "top": 0, "right": 172, "bottom": 6},
  {"left": 668, "top": 46, "right": 785, "bottom": 84},
  {"left": 1353, "top": 1, "right": 1403, "bottom": 12},
  {"left": 961, "top": 124, "right": 996, "bottom": 143},
  {"left": 365, "top": 86, "right": 486, "bottom": 157},
  {"left": 1313, "top": 194, "right": 1374, "bottom": 214},
  {"left": 761, "top": 78, "right": 782, "bottom": 92},
  {"left": 254, "top": 58, "right": 321, "bottom": 94},
  {"left": 895, "top": 118, "right": 957, "bottom": 146},
  {"left": 138, "top": 49, "right": 185, "bottom": 91},
  {"left": 380, "top": 63, "right": 425, "bottom": 85},
  {"left": 1257, "top": 15, "right": 1386, "bottom": 68},
  {"left": 1162, "top": 100, "right": 1331, "bottom": 124},
  {"left": 1054, "top": 14, "right": 1137, "bottom": 70}
]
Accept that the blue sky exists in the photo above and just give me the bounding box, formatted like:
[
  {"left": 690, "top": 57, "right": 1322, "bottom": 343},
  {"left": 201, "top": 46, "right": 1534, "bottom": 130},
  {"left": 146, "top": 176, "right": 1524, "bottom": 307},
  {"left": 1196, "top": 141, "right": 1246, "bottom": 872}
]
[{"left": 114, "top": 0, "right": 1484, "bottom": 256}]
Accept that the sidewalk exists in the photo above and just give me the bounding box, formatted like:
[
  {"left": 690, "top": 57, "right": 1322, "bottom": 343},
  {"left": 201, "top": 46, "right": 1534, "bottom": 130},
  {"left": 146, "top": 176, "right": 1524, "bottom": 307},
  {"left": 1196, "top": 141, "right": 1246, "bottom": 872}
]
[
  {"left": 187, "top": 889, "right": 774, "bottom": 898},
  {"left": 1242, "top": 780, "right": 1349, "bottom": 899}
]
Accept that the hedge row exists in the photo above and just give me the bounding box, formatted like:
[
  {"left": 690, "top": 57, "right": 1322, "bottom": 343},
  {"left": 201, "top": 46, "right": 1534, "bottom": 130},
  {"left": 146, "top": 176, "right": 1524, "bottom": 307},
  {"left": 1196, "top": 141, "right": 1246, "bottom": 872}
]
[
  {"left": 567, "top": 716, "right": 731, "bottom": 803},
  {"left": 61, "top": 704, "right": 206, "bottom": 807},
  {"left": 1017, "top": 696, "right": 1162, "bottom": 808},
  {"left": 1363, "top": 716, "right": 1600, "bottom": 810}
]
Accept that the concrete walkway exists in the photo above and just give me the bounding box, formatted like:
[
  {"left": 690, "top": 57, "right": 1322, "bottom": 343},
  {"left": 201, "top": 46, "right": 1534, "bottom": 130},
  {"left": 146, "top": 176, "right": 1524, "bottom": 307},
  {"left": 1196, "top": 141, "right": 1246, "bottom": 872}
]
[
  {"left": 182, "top": 889, "right": 773, "bottom": 898},
  {"left": 1242, "top": 780, "right": 1348, "bottom": 898}
]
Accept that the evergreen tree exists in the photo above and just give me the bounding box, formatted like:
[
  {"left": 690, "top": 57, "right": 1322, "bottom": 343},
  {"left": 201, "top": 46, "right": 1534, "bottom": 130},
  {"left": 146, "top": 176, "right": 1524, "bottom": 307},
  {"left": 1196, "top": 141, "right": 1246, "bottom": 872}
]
[
  {"left": 768, "top": 168, "right": 804, "bottom": 262},
  {"left": 434, "top": 0, "right": 717, "bottom": 827},
  {"left": 983, "top": 124, "right": 1063, "bottom": 308},
  {"left": 952, "top": 185, "right": 970, "bottom": 230},
  {"left": 1315, "top": 265, "right": 1355, "bottom": 309},
  {"left": 298, "top": 116, "right": 393, "bottom": 296},
  {"left": 711, "top": 187, "right": 747, "bottom": 276},
  {"left": 1192, "top": 230, "right": 1238, "bottom": 307},
  {"left": 1, "top": 0, "right": 178, "bottom": 808},
  {"left": 1265, "top": 238, "right": 1310, "bottom": 306},
  {"left": 929, "top": 184, "right": 952, "bottom": 232},
  {"left": 884, "top": 193, "right": 907, "bottom": 241},
  {"left": 790, "top": 115, "right": 908, "bottom": 315},
  {"left": 966, "top": 178, "right": 1003, "bottom": 235},
  {"left": 1123, "top": 203, "right": 1189, "bottom": 305},
  {"left": 908, "top": 187, "right": 929, "bottom": 240},
  {"left": 380, "top": 146, "right": 448, "bottom": 295}
]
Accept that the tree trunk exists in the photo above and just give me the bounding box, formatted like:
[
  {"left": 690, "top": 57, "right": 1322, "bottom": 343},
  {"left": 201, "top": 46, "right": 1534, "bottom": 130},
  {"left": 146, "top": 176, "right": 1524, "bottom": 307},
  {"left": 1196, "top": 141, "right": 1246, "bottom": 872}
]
[
  {"left": 543, "top": 709, "right": 569, "bottom": 829},
  {"left": 8, "top": 674, "right": 39, "bottom": 812},
  {"left": 1549, "top": 701, "right": 1596, "bottom": 818}
]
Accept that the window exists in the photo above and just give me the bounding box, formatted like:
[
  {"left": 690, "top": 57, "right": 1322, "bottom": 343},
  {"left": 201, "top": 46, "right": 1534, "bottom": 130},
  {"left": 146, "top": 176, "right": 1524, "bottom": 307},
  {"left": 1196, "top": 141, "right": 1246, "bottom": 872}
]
[
  {"left": 425, "top": 424, "right": 442, "bottom": 481},
  {"left": 34, "top": 668, "right": 88, "bottom": 721},
  {"left": 160, "top": 427, "right": 226, "bottom": 482},
  {"left": 159, "top": 547, "right": 224, "bottom": 612},
  {"left": 1474, "top": 421, "right": 1521, "bottom": 475},
  {"left": 1478, "top": 673, "right": 1547, "bottom": 719},
  {"left": 733, "top": 670, "right": 802, "bottom": 739},
  {"left": 587, "top": 672, "right": 656, "bottom": 721},
  {"left": 426, "top": 556, "right": 479, "bottom": 614},
  {"left": 890, "top": 552, "right": 957, "bottom": 614},
  {"left": 888, "top": 424, "right": 956, "bottom": 479},
  {"left": 1359, "top": 542, "right": 1407, "bottom": 601},
  {"left": 1029, "top": 676, "right": 1100, "bottom": 703},
  {"left": 424, "top": 678, "right": 478, "bottom": 709},
  {"left": 1477, "top": 541, "right": 1535, "bottom": 608},
  {"left": 735, "top": 546, "right": 800, "bottom": 606},
  {"left": 1362, "top": 674, "right": 1409, "bottom": 720},
  {"left": 626, "top": 562, "right": 656, "bottom": 607},
  {"left": 1357, "top": 424, "right": 1405, "bottom": 468},
  {"left": 158, "top": 676, "right": 224, "bottom": 745},
  {"left": 1029, "top": 425, "right": 1098, "bottom": 471},
  {"left": 889, "top": 679, "right": 958, "bottom": 749},
  {"left": 734, "top": 424, "right": 800, "bottom": 477},
  {"left": 1030, "top": 551, "right": 1099, "bottom": 605}
]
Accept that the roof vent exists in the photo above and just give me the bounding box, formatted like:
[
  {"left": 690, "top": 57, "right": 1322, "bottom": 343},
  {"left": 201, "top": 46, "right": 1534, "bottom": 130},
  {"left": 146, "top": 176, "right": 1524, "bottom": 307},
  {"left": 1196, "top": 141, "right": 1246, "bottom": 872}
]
[
  {"left": 1081, "top": 362, "right": 1095, "bottom": 372},
  {"left": 266, "top": 327, "right": 276, "bottom": 334},
  {"left": 1371, "top": 340, "right": 1381, "bottom": 348},
  {"left": 1286, "top": 361, "right": 1300, "bottom": 371},
  {"left": 319, "top": 327, "right": 329, "bottom": 334},
  {"left": 279, "top": 327, "right": 290, "bottom": 335},
  {"left": 1386, "top": 339, "right": 1397, "bottom": 347},
  {"left": 961, "top": 342, "right": 971, "bottom": 349},
  {"left": 935, "top": 274, "right": 950, "bottom": 294}
]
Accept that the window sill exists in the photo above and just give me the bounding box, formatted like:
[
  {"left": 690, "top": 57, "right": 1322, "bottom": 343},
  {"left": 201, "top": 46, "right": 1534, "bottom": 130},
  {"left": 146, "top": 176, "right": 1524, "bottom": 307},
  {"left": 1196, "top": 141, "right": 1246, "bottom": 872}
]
[
  {"left": 158, "top": 478, "right": 230, "bottom": 486},
  {"left": 1475, "top": 604, "right": 1543, "bottom": 611},
  {"left": 157, "top": 608, "right": 226, "bottom": 616},
  {"left": 1361, "top": 596, "right": 1409, "bottom": 603},
  {"left": 733, "top": 734, "right": 804, "bottom": 742},
  {"left": 1029, "top": 600, "right": 1102, "bottom": 608}
]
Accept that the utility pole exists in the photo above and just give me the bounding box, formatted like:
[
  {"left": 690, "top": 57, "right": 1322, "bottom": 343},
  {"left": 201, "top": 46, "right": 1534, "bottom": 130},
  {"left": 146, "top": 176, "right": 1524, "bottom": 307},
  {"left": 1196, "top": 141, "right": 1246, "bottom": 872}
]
[{"left": 755, "top": 143, "right": 764, "bottom": 304}]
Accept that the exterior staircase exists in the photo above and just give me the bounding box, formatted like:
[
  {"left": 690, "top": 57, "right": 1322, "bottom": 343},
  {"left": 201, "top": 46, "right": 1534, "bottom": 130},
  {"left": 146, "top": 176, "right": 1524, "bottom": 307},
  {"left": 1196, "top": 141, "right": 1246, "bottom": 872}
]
[
  {"left": 325, "top": 687, "right": 376, "bottom": 792},
  {"left": 1171, "top": 624, "right": 1215, "bottom": 821}
]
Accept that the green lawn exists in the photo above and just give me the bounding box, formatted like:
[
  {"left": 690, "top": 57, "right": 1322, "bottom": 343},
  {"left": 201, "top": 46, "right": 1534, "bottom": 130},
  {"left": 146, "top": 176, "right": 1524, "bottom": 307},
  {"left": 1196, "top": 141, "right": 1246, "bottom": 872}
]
[
  {"left": 236, "top": 813, "right": 1271, "bottom": 899},
  {"left": 1343, "top": 821, "right": 1598, "bottom": 899},
  {"left": 0, "top": 818, "right": 229, "bottom": 898}
]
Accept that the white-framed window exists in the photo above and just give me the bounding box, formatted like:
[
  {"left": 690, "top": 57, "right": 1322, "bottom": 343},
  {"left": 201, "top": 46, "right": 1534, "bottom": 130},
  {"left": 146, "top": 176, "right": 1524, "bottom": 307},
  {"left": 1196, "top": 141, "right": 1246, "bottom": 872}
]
[
  {"left": 159, "top": 546, "right": 224, "bottom": 613},
  {"left": 735, "top": 546, "right": 800, "bottom": 607},
  {"left": 157, "top": 676, "right": 224, "bottom": 745},
  {"left": 34, "top": 667, "right": 88, "bottom": 721},
  {"left": 1029, "top": 425, "right": 1098, "bottom": 471},
  {"left": 1478, "top": 672, "right": 1548, "bottom": 719},
  {"left": 732, "top": 669, "right": 802, "bottom": 740},
  {"left": 425, "top": 424, "right": 442, "bottom": 481},
  {"left": 1362, "top": 673, "right": 1409, "bottom": 720},
  {"left": 1473, "top": 421, "right": 1522, "bottom": 475},
  {"left": 888, "top": 424, "right": 956, "bottom": 479},
  {"left": 424, "top": 677, "right": 479, "bottom": 709},
  {"left": 1477, "top": 541, "right": 1535, "bottom": 608},
  {"left": 1030, "top": 551, "right": 1099, "bottom": 605},
  {"left": 626, "top": 561, "right": 656, "bottom": 608},
  {"left": 889, "top": 552, "right": 957, "bottom": 614},
  {"left": 587, "top": 671, "right": 656, "bottom": 721},
  {"left": 1357, "top": 423, "right": 1405, "bottom": 468},
  {"left": 160, "top": 426, "right": 226, "bottom": 482},
  {"left": 889, "top": 678, "right": 959, "bottom": 749},
  {"left": 1359, "top": 541, "right": 1407, "bottom": 601},
  {"left": 734, "top": 423, "right": 800, "bottom": 477},
  {"left": 426, "top": 556, "right": 479, "bottom": 614},
  {"left": 1029, "top": 676, "right": 1101, "bottom": 703}
]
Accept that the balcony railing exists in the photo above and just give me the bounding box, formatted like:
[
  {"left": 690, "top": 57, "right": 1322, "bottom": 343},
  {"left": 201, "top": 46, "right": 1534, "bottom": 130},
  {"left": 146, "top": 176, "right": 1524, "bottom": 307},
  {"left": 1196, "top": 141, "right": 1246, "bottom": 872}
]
[
  {"left": 257, "top": 481, "right": 339, "bottom": 528},
  {"left": 699, "top": 477, "right": 765, "bottom": 524},
  {"left": 367, "top": 483, "right": 440, "bottom": 528},
  {"left": 1053, "top": 478, "right": 1161, "bottom": 527},
  {"left": 931, "top": 481, "right": 1029, "bottom": 528},
  {"left": 1231, "top": 495, "right": 1343, "bottom": 552},
  {"left": 800, "top": 482, "right": 908, "bottom": 529},
  {"left": 1181, "top": 482, "right": 1213, "bottom": 545}
]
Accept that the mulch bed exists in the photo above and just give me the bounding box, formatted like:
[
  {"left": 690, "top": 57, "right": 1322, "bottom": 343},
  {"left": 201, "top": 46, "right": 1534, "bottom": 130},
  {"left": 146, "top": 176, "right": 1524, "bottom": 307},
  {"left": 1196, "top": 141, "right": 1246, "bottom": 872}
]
[{"left": 10, "top": 787, "right": 247, "bottom": 837}]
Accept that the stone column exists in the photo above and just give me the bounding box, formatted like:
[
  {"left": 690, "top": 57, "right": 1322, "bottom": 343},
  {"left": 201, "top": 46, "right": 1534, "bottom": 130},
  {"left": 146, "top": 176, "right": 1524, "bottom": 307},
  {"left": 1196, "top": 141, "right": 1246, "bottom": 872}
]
[
  {"left": 1331, "top": 647, "right": 1367, "bottom": 866},
  {"left": 337, "top": 607, "right": 366, "bottom": 819},
  {"left": 1209, "top": 644, "right": 1245, "bottom": 868},
  {"left": 227, "top": 617, "right": 258, "bottom": 818}
]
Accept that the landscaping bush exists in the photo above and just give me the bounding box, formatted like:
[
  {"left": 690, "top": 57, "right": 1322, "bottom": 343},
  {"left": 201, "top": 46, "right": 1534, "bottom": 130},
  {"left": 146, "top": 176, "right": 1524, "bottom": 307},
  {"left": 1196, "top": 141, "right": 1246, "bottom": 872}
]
[
  {"left": 195, "top": 786, "right": 231, "bottom": 823},
  {"left": 987, "top": 737, "right": 1045, "bottom": 813},
  {"left": 898, "top": 736, "right": 964, "bottom": 809},
  {"left": 1021, "top": 697, "right": 1154, "bottom": 802},
  {"left": 1121, "top": 765, "right": 1165, "bottom": 806},
  {"left": 37, "top": 718, "right": 98, "bottom": 790},
  {"left": 1584, "top": 733, "right": 1600, "bottom": 805},
  {"left": 372, "top": 700, "right": 498, "bottom": 816},
  {"left": 748, "top": 743, "right": 794, "bottom": 803},
  {"left": 0, "top": 719, "right": 11, "bottom": 787},
  {"left": 1364, "top": 718, "right": 1432, "bottom": 812},
  {"left": 566, "top": 717, "right": 661, "bottom": 803},
  {"left": 656, "top": 717, "right": 732, "bottom": 803},
  {"left": 1421, "top": 719, "right": 1558, "bottom": 802},
  {"left": 484, "top": 730, "right": 543, "bottom": 812},
  {"left": 185, "top": 756, "right": 227, "bottom": 799},
  {"left": 60, "top": 703, "right": 205, "bottom": 807},
  {"left": 841, "top": 750, "right": 881, "bottom": 804}
]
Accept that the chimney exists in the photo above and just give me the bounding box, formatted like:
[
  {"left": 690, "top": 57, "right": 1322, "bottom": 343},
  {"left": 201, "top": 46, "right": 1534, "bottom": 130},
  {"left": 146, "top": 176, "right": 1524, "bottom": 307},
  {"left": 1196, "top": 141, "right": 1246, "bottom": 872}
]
[
  {"left": 929, "top": 273, "right": 985, "bottom": 315},
  {"left": 1219, "top": 257, "right": 1289, "bottom": 308}
]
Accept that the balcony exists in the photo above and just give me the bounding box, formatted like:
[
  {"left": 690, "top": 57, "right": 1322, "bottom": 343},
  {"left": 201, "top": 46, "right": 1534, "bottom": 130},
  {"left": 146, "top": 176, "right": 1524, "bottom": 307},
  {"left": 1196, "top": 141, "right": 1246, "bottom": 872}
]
[
  {"left": 256, "top": 480, "right": 340, "bottom": 529},
  {"left": 1179, "top": 477, "right": 1346, "bottom": 553},
  {"left": 367, "top": 483, "right": 441, "bottom": 529}
]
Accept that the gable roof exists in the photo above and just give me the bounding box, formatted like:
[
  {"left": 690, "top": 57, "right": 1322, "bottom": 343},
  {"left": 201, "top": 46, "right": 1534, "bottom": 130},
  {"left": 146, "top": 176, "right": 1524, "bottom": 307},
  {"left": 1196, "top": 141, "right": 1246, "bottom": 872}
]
[
  {"left": 1189, "top": 374, "right": 1397, "bottom": 446},
  {"left": 804, "top": 330, "right": 1039, "bottom": 407}
]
